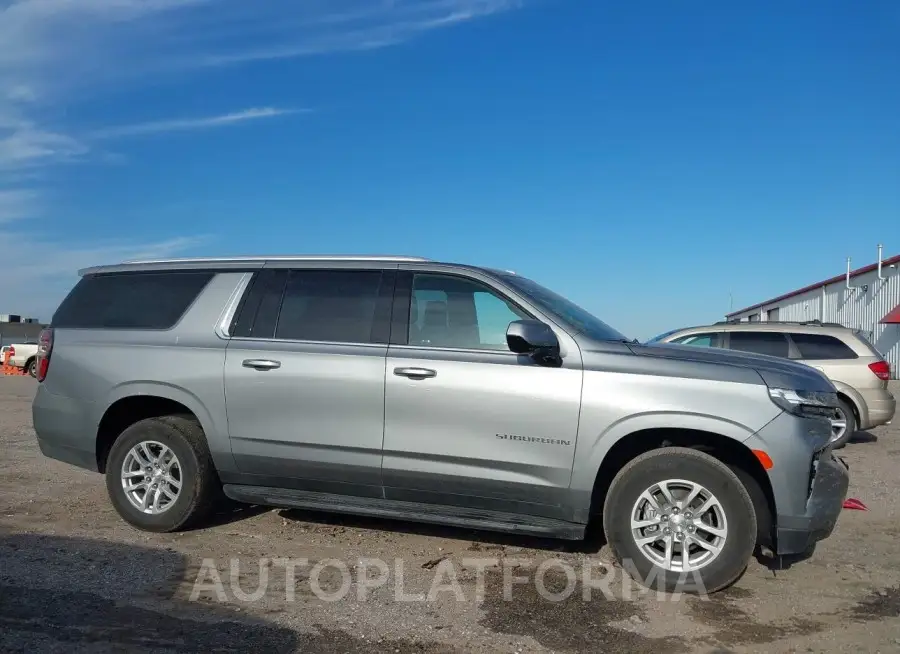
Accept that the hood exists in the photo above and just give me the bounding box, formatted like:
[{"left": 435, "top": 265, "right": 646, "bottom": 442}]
[{"left": 629, "top": 342, "right": 835, "bottom": 392}]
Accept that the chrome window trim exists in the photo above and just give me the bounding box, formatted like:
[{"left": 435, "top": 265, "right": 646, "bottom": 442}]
[{"left": 215, "top": 272, "right": 254, "bottom": 340}]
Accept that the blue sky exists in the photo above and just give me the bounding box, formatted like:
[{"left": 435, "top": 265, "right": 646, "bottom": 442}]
[{"left": 1, "top": 0, "right": 898, "bottom": 339}]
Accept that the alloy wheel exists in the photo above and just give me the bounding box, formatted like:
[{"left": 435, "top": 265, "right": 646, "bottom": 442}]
[
  {"left": 120, "top": 441, "right": 182, "bottom": 514},
  {"left": 630, "top": 478, "right": 728, "bottom": 572}
]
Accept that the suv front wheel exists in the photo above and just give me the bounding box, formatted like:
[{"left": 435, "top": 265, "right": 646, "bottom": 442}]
[
  {"left": 603, "top": 447, "right": 757, "bottom": 594},
  {"left": 105, "top": 415, "right": 221, "bottom": 532}
]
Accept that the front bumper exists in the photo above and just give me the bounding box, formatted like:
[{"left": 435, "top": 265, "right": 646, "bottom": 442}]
[{"left": 776, "top": 450, "right": 849, "bottom": 555}]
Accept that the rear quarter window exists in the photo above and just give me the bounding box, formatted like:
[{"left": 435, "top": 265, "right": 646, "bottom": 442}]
[
  {"left": 790, "top": 333, "right": 858, "bottom": 360},
  {"left": 52, "top": 271, "right": 214, "bottom": 329}
]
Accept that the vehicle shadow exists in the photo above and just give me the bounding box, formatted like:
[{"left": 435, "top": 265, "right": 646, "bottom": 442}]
[
  {"left": 752, "top": 543, "right": 818, "bottom": 572},
  {"left": 0, "top": 530, "right": 298, "bottom": 653},
  {"left": 198, "top": 500, "right": 273, "bottom": 529},
  {"left": 849, "top": 430, "right": 878, "bottom": 445},
  {"left": 277, "top": 507, "right": 608, "bottom": 555}
]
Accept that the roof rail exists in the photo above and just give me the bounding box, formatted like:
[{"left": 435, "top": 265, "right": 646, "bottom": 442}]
[
  {"left": 121, "top": 255, "right": 430, "bottom": 265},
  {"left": 715, "top": 319, "right": 847, "bottom": 328}
]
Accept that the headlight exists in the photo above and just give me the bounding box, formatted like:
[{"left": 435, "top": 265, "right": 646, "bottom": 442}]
[{"left": 768, "top": 387, "right": 838, "bottom": 419}]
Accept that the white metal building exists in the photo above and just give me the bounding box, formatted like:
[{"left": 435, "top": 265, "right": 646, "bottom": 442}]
[{"left": 726, "top": 245, "right": 900, "bottom": 379}]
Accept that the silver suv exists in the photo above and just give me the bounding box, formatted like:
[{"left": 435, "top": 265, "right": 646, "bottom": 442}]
[
  {"left": 33, "top": 256, "right": 849, "bottom": 593},
  {"left": 649, "top": 321, "right": 895, "bottom": 447}
]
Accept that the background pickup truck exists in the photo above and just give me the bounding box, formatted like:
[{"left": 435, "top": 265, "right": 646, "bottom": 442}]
[{"left": 5, "top": 343, "right": 39, "bottom": 377}]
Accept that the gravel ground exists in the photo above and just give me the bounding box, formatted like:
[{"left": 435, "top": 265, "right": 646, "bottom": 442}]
[{"left": 1, "top": 375, "right": 899, "bottom": 653}]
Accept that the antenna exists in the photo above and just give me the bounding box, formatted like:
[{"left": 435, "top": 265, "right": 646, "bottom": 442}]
[{"left": 845, "top": 257, "right": 859, "bottom": 293}]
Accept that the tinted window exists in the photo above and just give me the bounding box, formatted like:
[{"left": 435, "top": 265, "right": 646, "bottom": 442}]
[
  {"left": 673, "top": 333, "right": 719, "bottom": 347},
  {"left": 274, "top": 270, "right": 383, "bottom": 344},
  {"left": 791, "top": 333, "right": 858, "bottom": 360},
  {"left": 409, "top": 274, "right": 529, "bottom": 350},
  {"left": 230, "top": 269, "right": 288, "bottom": 339},
  {"left": 728, "top": 331, "right": 789, "bottom": 358},
  {"left": 497, "top": 273, "right": 629, "bottom": 342},
  {"left": 52, "top": 272, "right": 213, "bottom": 329}
]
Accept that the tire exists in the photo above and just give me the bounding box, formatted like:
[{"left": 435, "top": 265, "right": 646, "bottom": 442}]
[
  {"left": 26, "top": 359, "right": 37, "bottom": 378},
  {"left": 830, "top": 398, "right": 857, "bottom": 449},
  {"left": 603, "top": 447, "right": 757, "bottom": 594},
  {"left": 105, "top": 415, "right": 221, "bottom": 532}
]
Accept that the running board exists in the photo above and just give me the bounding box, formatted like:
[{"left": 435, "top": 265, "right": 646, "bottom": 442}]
[{"left": 222, "top": 484, "right": 586, "bottom": 540}]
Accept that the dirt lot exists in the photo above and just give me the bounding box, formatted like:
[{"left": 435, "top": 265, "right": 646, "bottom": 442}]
[{"left": 1, "top": 375, "right": 899, "bottom": 653}]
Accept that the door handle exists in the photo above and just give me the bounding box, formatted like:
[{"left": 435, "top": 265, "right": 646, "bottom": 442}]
[
  {"left": 242, "top": 359, "right": 281, "bottom": 371},
  {"left": 393, "top": 367, "right": 437, "bottom": 380}
]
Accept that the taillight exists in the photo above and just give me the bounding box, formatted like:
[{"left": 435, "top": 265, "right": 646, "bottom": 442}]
[
  {"left": 36, "top": 328, "right": 53, "bottom": 382},
  {"left": 7, "top": 346, "right": 15, "bottom": 357},
  {"left": 868, "top": 360, "right": 890, "bottom": 382}
]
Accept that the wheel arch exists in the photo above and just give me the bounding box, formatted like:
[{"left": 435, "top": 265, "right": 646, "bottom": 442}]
[
  {"left": 584, "top": 426, "right": 776, "bottom": 549},
  {"left": 830, "top": 382, "right": 863, "bottom": 427},
  {"left": 95, "top": 382, "right": 218, "bottom": 473}
]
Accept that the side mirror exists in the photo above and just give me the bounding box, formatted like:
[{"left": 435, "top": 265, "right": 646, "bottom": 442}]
[{"left": 506, "top": 320, "right": 560, "bottom": 355}]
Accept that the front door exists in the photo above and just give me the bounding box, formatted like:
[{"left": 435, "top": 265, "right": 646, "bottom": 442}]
[
  {"left": 382, "top": 270, "right": 584, "bottom": 520},
  {"left": 224, "top": 267, "right": 394, "bottom": 498}
]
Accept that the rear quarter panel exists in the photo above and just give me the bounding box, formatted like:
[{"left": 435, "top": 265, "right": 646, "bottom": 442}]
[{"left": 39, "top": 272, "right": 247, "bottom": 473}]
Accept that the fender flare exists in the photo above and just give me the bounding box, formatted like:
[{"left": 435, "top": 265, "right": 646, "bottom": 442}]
[
  {"left": 569, "top": 411, "right": 757, "bottom": 496},
  {"left": 96, "top": 381, "right": 236, "bottom": 471}
]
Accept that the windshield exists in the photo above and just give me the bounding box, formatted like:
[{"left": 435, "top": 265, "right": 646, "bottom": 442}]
[{"left": 498, "top": 273, "right": 630, "bottom": 342}]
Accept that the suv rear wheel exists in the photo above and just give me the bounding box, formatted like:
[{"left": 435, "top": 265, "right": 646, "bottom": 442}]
[
  {"left": 603, "top": 447, "right": 757, "bottom": 594},
  {"left": 26, "top": 358, "right": 37, "bottom": 378},
  {"left": 105, "top": 415, "right": 220, "bottom": 532},
  {"left": 830, "top": 398, "right": 856, "bottom": 449}
]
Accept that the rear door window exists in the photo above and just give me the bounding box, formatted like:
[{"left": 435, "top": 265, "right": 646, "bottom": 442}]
[
  {"left": 52, "top": 271, "right": 213, "bottom": 329},
  {"left": 727, "top": 331, "right": 790, "bottom": 358},
  {"left": 274, "top": 269, "right": 387, "bottom": 344},
  {"left": 229, "top": 269, "right": 288, "bottom": 339},
  {"left": 790, "top": 333, "right": 858, "bottom": 360}
]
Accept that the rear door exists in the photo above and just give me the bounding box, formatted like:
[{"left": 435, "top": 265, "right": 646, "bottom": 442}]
[{"left": 223, "top": 266, "right": 395, "bottom": 498}]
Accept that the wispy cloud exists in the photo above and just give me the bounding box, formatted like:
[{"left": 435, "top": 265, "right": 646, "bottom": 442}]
[
  {"left": 0, "top": 188, "right": 40, "bottom": 224},
  {"left": 0, "top": 0, "right": 522, "bottom": 318},
  {"left": 90, "top": 107, "right": 305, "bottom": 139},
  {"left": 0, "top": 121, "right": 89, "bottom": 170},
  {"left": 188, "top": 1, "right": 522, "bottom": 66}
]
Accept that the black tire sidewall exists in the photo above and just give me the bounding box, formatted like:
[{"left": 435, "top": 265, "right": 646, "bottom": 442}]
[
  {"left": 105, "top": 419, "right": 202, "bottom": 532},
  {"left": 27, "top": 360, "right": 36, "bottom": 378},
  {"left": 604, "top": 452, "right": 756, "bottom": 594}
]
